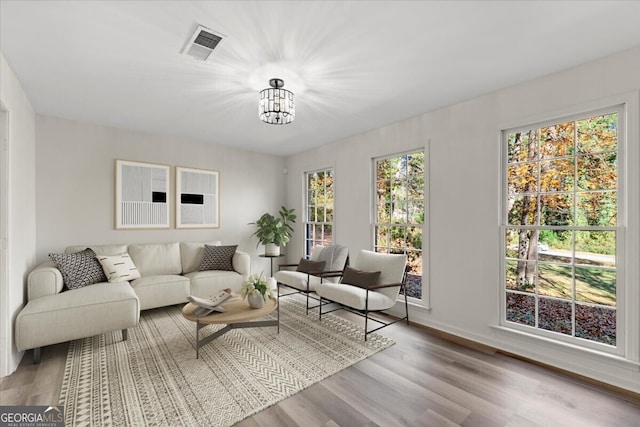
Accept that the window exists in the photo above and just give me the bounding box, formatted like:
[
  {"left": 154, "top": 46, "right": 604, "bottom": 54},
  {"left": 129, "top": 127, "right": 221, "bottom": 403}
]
[
  {"left": 304, "top": 168, "right": 334, "bottom": 258},
  {"left": 374, "top": 151, "right": 424, "bottom": 299},
  {"left": 503, "top": 107, "right": 622, "bottom": 350}
]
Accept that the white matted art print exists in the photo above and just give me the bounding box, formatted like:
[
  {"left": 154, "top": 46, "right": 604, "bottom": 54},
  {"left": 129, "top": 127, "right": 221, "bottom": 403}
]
[
  {"left": 176, "top": 167, "right": 219, "bottom": 228},
  {"left": 115, "top": 160, "right": 170, "bottom": 229}
]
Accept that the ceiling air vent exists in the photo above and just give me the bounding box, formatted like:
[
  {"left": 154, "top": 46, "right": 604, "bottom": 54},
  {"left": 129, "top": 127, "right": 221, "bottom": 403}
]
[{"left": 182, "top": 25, "right": 225, "bottom": 62}]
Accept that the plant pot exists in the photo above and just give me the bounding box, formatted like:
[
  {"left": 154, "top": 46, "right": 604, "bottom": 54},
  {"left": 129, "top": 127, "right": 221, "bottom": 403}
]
[
  {"left": 265, "top": 243, "right": 280, "bottom": 256},
  {"left": 247, "top": 293, "right": 264, "bottom": 309}
]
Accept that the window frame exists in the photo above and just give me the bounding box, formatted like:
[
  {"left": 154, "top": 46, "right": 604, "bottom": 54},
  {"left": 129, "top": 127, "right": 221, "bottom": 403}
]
[
  {"left": 303, "top": 167, "right": 334, "bottom": 259},
  {"left": 372, "top": 149, "right": 426, "bottom": 304},
  {"left": 500, "top": 104, "right": 626, "bottom": 357}
]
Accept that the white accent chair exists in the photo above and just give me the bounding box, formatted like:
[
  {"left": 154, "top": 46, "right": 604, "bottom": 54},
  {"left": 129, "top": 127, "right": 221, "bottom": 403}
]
[
  {"left": 316, "top": 249, "right": 409, "bottom": 340},
  {"left": 274, "top": 245, "right": 349, "bottom": 314}
]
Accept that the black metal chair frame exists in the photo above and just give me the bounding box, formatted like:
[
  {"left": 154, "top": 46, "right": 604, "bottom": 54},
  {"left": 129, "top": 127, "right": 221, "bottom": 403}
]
[
  {"left": 318, "top": 267, "right": 410, "bottom": 341},
  {"left": 276, "top": 262, "right": 348, "bottom": 315}
]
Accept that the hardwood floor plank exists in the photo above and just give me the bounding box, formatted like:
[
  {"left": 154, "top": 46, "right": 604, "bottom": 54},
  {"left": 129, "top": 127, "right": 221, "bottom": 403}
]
[
  {"left": 513, "top": 392, "right": 640, "bottom": 427},
  {"left": 0, "top": 385, "right": 28, "bottom": 406},
  {"left": 292, "top": 380, "right": 375, "bottom": 427},
  {"left": 346, "top": 358, "right": 472, "bottom": 425},
  {"left": 504, "top": 413, "right": 545, "bottom": 427},
  {"left": 413, "top": 408, "right": 462, "bottom": 427},
  {"left": 276, "top": 384, "right": 336, "bottom": 426},
  {"left": 320, "top": 366, "right": 421, "bottom": 426},
  {"left": 373, "top": 326, "right": 640, "bottom": 426},
  {"left": 234, "top": 403, "right": 298, "bottom": 427},
  {"left": 31, "top": 344, "right": 67, "bottom": 405},
  {"left": 0, "top": 343, "right": 68, "bottom": 406},
  {"left": 362, "top": 350, "right": 514, "bottom": 425}
]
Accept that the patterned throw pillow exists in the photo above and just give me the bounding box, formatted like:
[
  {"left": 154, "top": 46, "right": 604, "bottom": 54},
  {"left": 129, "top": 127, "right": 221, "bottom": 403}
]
[
  {"left": 296, "top": 258, "right": 326, "bottom": 274},
  {"left": 49, "top": 248, "right": 107, "bottom": 290},
  {"left": 341, "top": 266, "right": 381, "bottom": 289},
  {"left": 96, "top": 253, "right": 141, "bottom": 282},
  {"left": 199, "top": 244, "right": 237, "bottom": 271}
]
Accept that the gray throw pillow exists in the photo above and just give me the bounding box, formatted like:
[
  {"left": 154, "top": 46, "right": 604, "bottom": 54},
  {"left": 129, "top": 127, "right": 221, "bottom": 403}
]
[
  {"left": 199, "top": 244, "right": 237, "bottom": 271},
  {"left": 49, "top": 248, "right": 107, "bottom": 290},
  {"left": 341, "top": 266, "right": 381, "bottom": 288},
  {"left": 296, "top": 258, "right": 326, "bottom": 274}
]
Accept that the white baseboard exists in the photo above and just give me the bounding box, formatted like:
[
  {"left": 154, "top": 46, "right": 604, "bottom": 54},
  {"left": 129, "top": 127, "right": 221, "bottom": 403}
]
[{"left": 387, "top": 301, "right": 640, "bottom": 394}]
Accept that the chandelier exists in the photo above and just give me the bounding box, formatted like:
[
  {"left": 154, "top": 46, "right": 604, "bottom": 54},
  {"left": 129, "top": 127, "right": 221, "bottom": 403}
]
[{"left": 259, "top": 78, "right": 295, "bottom": 124}]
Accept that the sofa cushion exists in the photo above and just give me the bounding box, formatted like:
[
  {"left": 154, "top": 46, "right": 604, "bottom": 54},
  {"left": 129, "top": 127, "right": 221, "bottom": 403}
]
[
  {"left": 15, "top": 282, "right": 139, "bottom": 351},
  {"left": 128, "top": 242, "right": 182, "bottom": 276},
  {"left": 316, "top": 245, "right": 349, "bottom": 271},
  {"left": 66, "top": 244, "right": 129, "bottom": 256},
  {"left": 130, "top": 274, "right": 188, "bottom": 289},
  {"left": 199, "top": 244, "right": 237, "bottom": 271},
  {"left": 185, "top": 270, "right": 244, "bottom": 297},
  {"left": 130, "top": 275, "right": 190, "bottom": 310},
  {"left": 49, "top": 248, "right": 107, "bottom": 290},
  {"left": 97, "top": 253, "right": 141, "bottom": 282},
  {"left": 316, "top": 281, "right": 395, "bottom": 311},
  {"left": 274, "top": 270, "right": 324, "bottom": 292},
  {"left": 351, "top": 250, "right": 407, "bottom": 302},
  {"left": 180, "top": 241, "right": 221, "bottom": 274},
  {"left": 309, "top": 245, "right": 325, "bottom": 261},
  {"left": 305, "top": 245, "right": 349, "bottom": 284}
]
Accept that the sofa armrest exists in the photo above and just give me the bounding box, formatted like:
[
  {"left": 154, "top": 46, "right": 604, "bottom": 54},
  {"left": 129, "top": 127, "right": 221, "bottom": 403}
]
[
  {"left": 232, "top": 251, "right": 250, "bottom": 279},
  {"left": 27, "top": 261, "right": 64, "bottom": 300}
]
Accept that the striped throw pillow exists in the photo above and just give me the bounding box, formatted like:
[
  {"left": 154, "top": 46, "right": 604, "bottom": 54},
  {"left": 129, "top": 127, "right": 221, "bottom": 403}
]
[{"left": 97, "top": 253, "right": 141, "bottom": 282}]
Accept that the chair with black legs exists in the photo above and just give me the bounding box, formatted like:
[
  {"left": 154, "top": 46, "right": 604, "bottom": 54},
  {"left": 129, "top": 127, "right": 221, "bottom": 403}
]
[
  {"left": 316, "top": 249, "right": 409, "bottom": 340},
  {"left": 274, "top": 245, "right": 349, "bottom": 314}
]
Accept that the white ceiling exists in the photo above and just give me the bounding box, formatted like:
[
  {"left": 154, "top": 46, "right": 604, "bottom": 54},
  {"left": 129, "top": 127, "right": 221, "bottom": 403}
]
[{"left": 2, "top": 1, "right": 640, "bottom": 156}]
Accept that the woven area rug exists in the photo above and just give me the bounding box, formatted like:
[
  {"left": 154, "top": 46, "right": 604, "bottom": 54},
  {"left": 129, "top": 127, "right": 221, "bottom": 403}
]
[{"left": 58, "top": 298, "right": 394, "bottom": 426}]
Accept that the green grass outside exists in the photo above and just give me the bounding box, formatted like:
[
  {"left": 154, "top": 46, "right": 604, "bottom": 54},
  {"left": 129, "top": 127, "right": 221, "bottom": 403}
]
[{"left": 506, "top": 261, "right": 616, "bottom": 306}]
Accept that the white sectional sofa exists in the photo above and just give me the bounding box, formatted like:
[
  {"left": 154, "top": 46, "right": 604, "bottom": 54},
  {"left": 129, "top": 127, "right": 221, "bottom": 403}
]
[{"left": 15, "top": 241, "right": 250, "bottom": 363}]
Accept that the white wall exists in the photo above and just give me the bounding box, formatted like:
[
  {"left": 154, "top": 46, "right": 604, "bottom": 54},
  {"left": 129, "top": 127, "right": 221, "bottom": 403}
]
[
  {"left": 285, "top": 46, "right": 640, "bottom": 393},
  {"left": 0, "top": 52, "right": 37, "bottom": 376},
  {"left": 35, "top": 115, "right": 287, "bottom": 275}
]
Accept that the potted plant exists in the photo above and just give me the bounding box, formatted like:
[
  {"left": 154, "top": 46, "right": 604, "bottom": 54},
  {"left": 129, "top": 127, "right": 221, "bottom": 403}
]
[
  {"left": 241, "top": 273, "right": 276, "bottom": 309},
  {"left": 250, "top": 206, "right": 296, "bottom": 256}
]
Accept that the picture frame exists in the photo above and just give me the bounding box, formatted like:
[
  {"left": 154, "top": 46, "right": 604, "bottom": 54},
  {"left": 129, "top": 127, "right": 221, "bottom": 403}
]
[
  {"left": 176, "top": 166, "right": 220, "bottom": 228},
  {"left": 115, "top": 159, "right": 170, "bottom": 229}
]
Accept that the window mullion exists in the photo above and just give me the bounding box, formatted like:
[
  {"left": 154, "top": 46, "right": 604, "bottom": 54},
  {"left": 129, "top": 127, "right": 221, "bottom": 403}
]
[{"left": 503, "top": 110, "right": 621, "bottom": 352}]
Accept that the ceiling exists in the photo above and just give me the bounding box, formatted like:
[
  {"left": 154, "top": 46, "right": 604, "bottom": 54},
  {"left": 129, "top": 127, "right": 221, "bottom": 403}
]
[{"left": 2, "top": 1, "right": 640, "bottom": 156}]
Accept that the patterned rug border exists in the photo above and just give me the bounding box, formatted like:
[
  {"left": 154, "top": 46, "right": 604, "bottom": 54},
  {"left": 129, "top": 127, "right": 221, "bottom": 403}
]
[{"left": 59, "top": 298, "right": 395, "bottom": 426}]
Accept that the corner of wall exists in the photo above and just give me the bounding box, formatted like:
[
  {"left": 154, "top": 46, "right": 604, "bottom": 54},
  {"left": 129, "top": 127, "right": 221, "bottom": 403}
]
[{"left": 0, "top": 50, "right": 37, "bottom": 377}]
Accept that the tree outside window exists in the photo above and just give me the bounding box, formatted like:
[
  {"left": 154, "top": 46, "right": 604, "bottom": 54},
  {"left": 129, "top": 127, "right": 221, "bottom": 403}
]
[
  {"left": 504, "top": 110, "right": 619, "bottom": 347},
  {"left": 374, "top": 151, "right": 424, "bottom": 299}
]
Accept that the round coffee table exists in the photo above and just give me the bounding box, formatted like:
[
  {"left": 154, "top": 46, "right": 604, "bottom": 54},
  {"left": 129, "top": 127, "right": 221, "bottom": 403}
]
[{"left": 182, "top": 297, "right": 279, "bottom": 358}]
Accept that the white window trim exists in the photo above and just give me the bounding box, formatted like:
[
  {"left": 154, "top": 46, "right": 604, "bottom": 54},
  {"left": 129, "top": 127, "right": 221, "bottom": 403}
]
[
  {"left": 303, "top": 167, "right": 334, "bottom": 258},
  {"left": 371, "top": 145, "right": 430, "bottom": 309},
  {"left": 498, "top": 91, "right": 640, "bottom": 363}
]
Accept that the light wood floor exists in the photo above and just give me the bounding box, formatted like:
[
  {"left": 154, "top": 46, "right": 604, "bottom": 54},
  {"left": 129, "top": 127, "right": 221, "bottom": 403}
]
[{"left": 1, "top": 306, "right": 639, "bottom": 427}]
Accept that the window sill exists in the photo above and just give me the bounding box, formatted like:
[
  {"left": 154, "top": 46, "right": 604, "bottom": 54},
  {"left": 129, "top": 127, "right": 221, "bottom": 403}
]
[{"left": 491, "top": 324, "right": 640, "bottom": 371}]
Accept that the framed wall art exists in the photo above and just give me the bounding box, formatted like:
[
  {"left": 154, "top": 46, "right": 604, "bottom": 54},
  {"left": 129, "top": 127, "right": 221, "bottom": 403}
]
[
  {"left": 176, "top": 166, "right": 219, "bottom": 228},
  {"left": 115, "top": 159, "right": 170, "bottom": 229}
]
